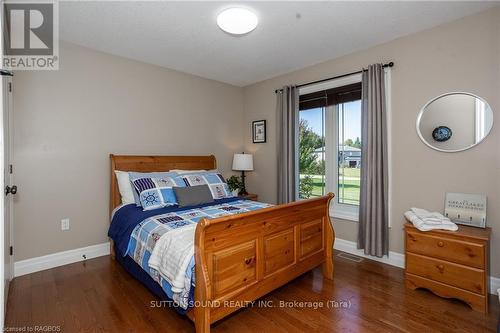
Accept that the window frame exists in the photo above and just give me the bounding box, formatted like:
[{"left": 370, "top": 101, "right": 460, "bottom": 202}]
[
  {"left": 299, "top": 73, "right": 363, "bottom": 221},
  {"left": 327, "top": 104, "right": 361, "bottom": 221},
  {"left": 298, "top": 69, "right": 392, "bottom": 224}
]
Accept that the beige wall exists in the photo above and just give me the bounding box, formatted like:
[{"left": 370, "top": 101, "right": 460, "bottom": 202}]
[
  {"left": 12, "top": 42, "right": 244, "bottom": 260},
  {"left": 242, "top": 8, "right": 500, "bottom": 276}
]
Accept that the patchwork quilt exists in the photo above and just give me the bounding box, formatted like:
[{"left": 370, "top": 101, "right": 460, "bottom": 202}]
[{"left": 126, "top": 199, "right": 272, "bottom": 309}]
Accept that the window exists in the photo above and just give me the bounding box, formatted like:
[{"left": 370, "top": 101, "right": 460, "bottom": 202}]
[
  {"left": 298, "top": 78, "right": 362, "bottom": 220},
  {"left": 337, "top": 100, "right": 361, "bottom": 205},
  {"left": 299, "top": 107, "right": 326, "bottom": 198}
]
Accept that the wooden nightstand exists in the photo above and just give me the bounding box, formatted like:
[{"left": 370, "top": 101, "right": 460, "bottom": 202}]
[
  {"left": 404, "top": 222, "right": 491, "bottom": 313},
  {"left": 238, "top": 193, "right": 258, "bottom": 201}
]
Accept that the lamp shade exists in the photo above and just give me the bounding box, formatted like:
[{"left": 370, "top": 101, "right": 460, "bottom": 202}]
[{"left": 232, "top": 153, "right": 254, "bottom": 171}]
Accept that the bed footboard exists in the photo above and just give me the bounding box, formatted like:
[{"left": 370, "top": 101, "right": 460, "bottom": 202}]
[{"left": 192, "top": 193, "right": 335, "bottom": 333}]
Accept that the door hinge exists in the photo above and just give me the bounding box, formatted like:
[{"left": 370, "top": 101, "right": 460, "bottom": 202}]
[
  {"left": 9, "top": 246, "right": 13, "bottom": 256},
  {"left": 9, "top": 164, "right": 13, "bottom": 174},
  {"left": 8, "top": 82, "right": 12, "bottom": 92}
]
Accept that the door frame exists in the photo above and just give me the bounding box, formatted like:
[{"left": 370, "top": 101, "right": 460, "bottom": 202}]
[
  {"left": 5, "top": 75, "right": 13, "bottom": 281},
  {"left": 0, "top": 72, "right": 14, "bottom": 329}
]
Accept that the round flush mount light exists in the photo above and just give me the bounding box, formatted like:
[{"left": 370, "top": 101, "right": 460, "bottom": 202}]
[{"left": 217, "top": 7, "right": 258, "bottom": 35}]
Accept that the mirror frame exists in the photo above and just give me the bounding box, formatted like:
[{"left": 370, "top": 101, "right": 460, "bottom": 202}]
[{"left": 416, "top": 92, "right": 493, "bottom": 153}]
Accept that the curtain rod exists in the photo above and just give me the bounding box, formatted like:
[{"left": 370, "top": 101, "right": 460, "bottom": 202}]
[
  {"left": 0, "top": 69, "right": 14, "bottom": 77},
  {"left": 274, "top": 61, "right": 393, "bottom": 94}
]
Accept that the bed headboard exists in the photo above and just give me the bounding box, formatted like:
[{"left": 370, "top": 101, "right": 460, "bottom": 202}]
[{"left": 109, "top": 154, "right": 217, "bottom": 214}]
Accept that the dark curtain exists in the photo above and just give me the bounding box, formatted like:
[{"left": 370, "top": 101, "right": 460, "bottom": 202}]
[
  {"left": 276, "top": 86, "right": 299, "bottom": 204},
  {"left": 357, "top": 64, "right": 389, "bottom": 257}
]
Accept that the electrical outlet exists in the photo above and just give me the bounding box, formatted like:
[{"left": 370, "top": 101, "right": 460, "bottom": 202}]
[{"left": 61, "top": 218, "right": 70, "bottom": 231}]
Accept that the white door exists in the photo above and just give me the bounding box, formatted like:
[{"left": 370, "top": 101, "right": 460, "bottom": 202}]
[{"left": 1, "top": 74, "right": 14, "bottom": 324}]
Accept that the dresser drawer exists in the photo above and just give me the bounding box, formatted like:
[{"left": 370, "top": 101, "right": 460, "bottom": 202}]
[
  {"left": 406, "top": 253, "right": 485, "bottom": 294},
  {"left": 406, "top": 231, "right": 485, "bottom": 268}
]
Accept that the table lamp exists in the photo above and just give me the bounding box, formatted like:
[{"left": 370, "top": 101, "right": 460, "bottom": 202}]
[{"left": 232, "top": 153, "right": 253, "bottom": 195}]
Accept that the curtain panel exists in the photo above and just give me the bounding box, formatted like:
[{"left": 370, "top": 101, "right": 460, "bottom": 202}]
[
  {"left": 357, "top": 64, "right": 389, "bottom": 257},
  {"left": 276, "top": 85, "right": 299, "bottom": 204}
]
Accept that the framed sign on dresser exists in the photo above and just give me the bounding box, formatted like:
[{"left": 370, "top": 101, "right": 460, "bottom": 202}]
[{"left": 404, "top": 223, "right": 491, "bottom": 313}]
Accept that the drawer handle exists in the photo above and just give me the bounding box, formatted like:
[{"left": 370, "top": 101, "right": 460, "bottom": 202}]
[
  {"left": 437, "top": 241, "right": 444, "bottom": 247},
  {"left": 437, "top": 264, "right": 445, "bottom": 272},
  {"left": 244, "top": 257, "right": 254, "bottom": 265}
]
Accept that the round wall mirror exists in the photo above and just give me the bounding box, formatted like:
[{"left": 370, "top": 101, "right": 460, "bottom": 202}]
[{"left": 416, "top": 92, "right": 493, "bottom": 152}]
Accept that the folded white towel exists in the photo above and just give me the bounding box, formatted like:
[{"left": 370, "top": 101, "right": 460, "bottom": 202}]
[
  {"left": 410, "top": 207, "right": 451, "bottom": 225},
  {"left": 404, "top": 211, "right": 458, "bottom": 232}
]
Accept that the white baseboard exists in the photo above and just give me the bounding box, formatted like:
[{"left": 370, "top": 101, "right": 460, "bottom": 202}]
[
  {"left": 334, "top": 237, "right": 405, "bottom": 268},
  {"left": 14, "top": 242, "right": 110, "bottom": 277},
  {"left": 334, "top": 237, "right": 499, "bottom": 295},
  {"left": 490, "top": 276, "right": 500, "bottom": 296}
]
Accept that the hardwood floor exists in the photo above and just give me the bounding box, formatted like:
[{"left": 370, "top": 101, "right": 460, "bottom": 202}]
[{"left": 5, "top": 251, "right": 499, "bottom": 332}]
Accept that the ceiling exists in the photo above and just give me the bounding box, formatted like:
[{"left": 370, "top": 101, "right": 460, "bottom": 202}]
[{"left": 60, "top": 1, "right": 498, "bottom": 87}]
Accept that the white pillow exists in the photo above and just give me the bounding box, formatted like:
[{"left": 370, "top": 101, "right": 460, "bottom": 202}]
[
  {"left": 114, "top": 171, "right": 135, "bottom": 204},
  {"left": 170, "top": 169, "right": 218, "bottom": 174},
  {"left": 170, "top": 169, "right": 207, "bottom": 174}
]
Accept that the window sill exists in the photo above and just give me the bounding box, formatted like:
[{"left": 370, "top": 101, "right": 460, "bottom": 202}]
[
  {"left": 330, "top": 210, "right": 392, "bottom": 228},
  {"left": 330, "top": 209, "right": 359, "bottom": 222}
]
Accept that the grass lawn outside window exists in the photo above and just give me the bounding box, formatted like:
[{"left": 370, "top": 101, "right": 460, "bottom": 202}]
[{"left": 299, "top": 167, "right": 360, "bottom": 205}]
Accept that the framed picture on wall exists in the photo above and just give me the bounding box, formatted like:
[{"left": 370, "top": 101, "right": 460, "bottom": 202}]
[{"left": 252, "top": 120, "right": 266, "bottom": 143}]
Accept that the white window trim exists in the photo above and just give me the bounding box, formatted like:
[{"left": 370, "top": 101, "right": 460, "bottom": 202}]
[
  {"left": 299, "top": 73, "right": 362, "bottom": 95},
  {"left": 298, "top": 69, "right": 392, "bottom": 224}
]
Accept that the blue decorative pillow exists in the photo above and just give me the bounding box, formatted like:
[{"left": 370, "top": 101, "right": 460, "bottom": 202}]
[
  {"left": 129, "top": 171, "right": 178, "bottom": 207},
  {"left": 131, "top": 174, "right": 186, "bottom": 210},
  {"left": 181, "top": 172, "right": 234, "bottom": 199}
]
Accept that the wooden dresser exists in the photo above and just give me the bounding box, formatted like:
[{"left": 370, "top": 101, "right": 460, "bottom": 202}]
[{"left": 404, "top": 223, "right": 491, "bottom": 313}]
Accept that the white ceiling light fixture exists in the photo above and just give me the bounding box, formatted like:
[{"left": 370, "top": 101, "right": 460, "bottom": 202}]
[{"left": 217, "top": 7, "right": 258, "bottom": 35}]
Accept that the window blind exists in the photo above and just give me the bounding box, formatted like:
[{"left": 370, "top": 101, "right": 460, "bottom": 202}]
[{"left": 299, "top": 82, "right": 362, "bottom": 110}]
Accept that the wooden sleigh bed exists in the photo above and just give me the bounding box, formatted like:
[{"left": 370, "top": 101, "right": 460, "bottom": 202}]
[{"left": 109, "top": 154, "right": 335, "bottom": 333}]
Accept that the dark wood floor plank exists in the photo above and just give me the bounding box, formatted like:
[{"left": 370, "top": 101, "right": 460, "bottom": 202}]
[
  {"left": 7, "top": 274, "right": 32, "bottom": 328},
  {"left": 106, "top": 260, "right": 193, "bottom": 333},
  {"left": 5, "top": 251, "right": 499, "bottom": 333},
  {"left": 55, "top": 263, "right": 102, "bottom": 333}
]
